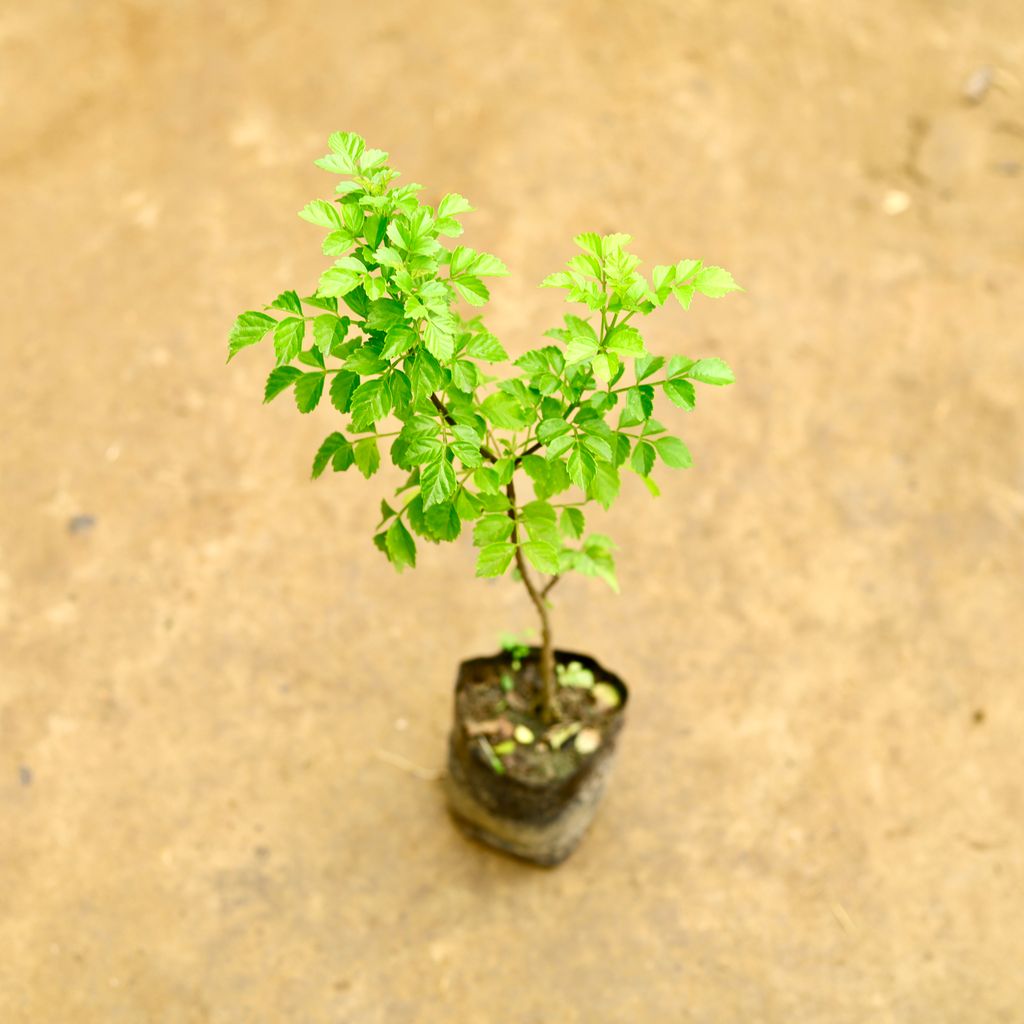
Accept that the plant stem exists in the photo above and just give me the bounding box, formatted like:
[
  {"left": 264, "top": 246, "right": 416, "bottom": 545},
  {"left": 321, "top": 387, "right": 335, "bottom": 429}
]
[{"left": 505, "top": 477, "right": 560, "bottom": 723}]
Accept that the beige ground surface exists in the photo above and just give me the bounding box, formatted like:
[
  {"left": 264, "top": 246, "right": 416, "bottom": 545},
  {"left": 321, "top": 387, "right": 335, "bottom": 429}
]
[{"left": 2, "top": 2, "right": 1023, "bottom": 1021}]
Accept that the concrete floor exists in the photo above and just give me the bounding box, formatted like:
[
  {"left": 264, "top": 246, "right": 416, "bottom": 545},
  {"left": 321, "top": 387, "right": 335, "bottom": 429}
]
[{"left": 2, "top": 2, "right": 1023, "bottom": 1021}]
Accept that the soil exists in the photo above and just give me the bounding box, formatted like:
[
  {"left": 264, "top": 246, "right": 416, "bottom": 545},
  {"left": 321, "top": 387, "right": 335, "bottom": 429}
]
[{"left": 455, "top": 650, "right": 625, "bottom": 785}]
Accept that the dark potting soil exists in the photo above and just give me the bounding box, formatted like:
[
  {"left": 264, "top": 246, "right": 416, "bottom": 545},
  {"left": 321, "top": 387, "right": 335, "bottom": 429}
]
[{"left": 454, "top": 651, "right": 624, "bottom": 785}]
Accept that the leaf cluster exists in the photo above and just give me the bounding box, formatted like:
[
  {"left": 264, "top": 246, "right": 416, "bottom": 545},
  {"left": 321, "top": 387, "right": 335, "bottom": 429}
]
[{"left": 228, "top": 132, "right": 740, "bottom": 592}]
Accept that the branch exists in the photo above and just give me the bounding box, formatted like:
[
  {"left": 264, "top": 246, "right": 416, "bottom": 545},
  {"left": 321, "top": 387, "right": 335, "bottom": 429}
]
[
  {"left": 429, "top": 392, "right": 498, "bottom": 463},
  {"left": 541, "top": 574, "right": 561, "bottom": 598}
]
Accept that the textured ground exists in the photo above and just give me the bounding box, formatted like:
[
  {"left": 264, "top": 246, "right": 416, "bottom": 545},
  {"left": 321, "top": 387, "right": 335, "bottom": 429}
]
[{"left": 2, "top": 2, "right": 1023, "bottom": 1021}]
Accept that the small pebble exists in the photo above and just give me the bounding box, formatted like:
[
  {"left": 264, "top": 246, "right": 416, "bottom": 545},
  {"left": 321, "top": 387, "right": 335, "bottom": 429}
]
[
  {"left": 882, "top": 189, "right": 911, "bottom": 216},
  {"left": 963, "top": 65, "right": 993, "bottom": 105},
  {"left": 67, "top": 514, "right": 96, "bottom": 536}
]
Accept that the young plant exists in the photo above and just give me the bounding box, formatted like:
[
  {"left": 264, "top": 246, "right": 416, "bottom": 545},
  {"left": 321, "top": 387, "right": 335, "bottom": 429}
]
[{"left": 228, "top": 132, "right": 739, "bottom": 724}]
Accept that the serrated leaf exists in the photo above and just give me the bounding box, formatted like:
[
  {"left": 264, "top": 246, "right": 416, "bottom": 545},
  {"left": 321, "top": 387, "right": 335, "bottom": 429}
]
[
  {"left": 349, "top": 377, "right": 391, "bottom": 426},
  {"left": 311, "top": 432, "right": 351, "bottom": 479},
  {"left": 353, "top": 436, "right": 381, "bottom": 478},
  {"left": 686, "top": 358, "right": 735, "bottom": 386},
  {"left": 664, "top": 378, "right": 696, "bottom": 408},
  {"left": 263, "top": 366, "right": 302, "bottom": 403},
  {"left": 438, "top": 193, "right": 473, "bottom": 218},
  {"left": 299, "top": 199, "right": 343, "bottom": 229},
  {"left": 422, "top": 320, "right": 455, "bottom": 362},
  {"left": 228, "top": 311, "right": 276, "bottom": 360},
  {"left": 294, "top": 372, "right": 324, "bottom": 413},
  {"left": 318, "top": 256, "right": 366, "bottom": 298},
  {"left": 312, "top": 314, "right": 347, "bottom": 356},
  {"left": 454, "top": 276, "right": 490, "bottom": 306},
  {"left": 589, "top": 460, "right": 620, "bottom": 509},
  {"left": 473, "top": 514, "right": 514, "bottom": 546},
  {"left": 522, "top": 541, "right": 561, "bottom": 575},
  {"left": 655, "top": 436, "right": 692, "bottom": 467},
  {"left": 630, "top": 439, "right": 655, "bottom": 476},
  {"left": 568, "top": 446, "right": 596, "bottom": 489},
  {"left": 465, "top": 332, "right": 508, "bottom": 362},
  {"left": 385, "top": 519, "right": 416, "bottom": 571},
  {"left": 560, "top": 507, "right": 585, "bottom": 539},
  {"left": 365, "top": 298, "right": 406, "bottom": 332},
  {"left": 476, "top": 542, "right": 516, "bottom": 578},
  {"left": 574, "top": 232, "right": 603, "bottom": 257},
  {"left": 421, "top": 454, "right": 457, "bottom": 507},
  {"left": 694, "top": 266, "right": 742, "bottom": 298},
  {"left": 273, "top": 317, "right": 305, "bottom": 365},
  {"left": 481, "top": 392, "right": 530, "bottom": 430},
  {"left": 329, "top": 370, "right": 358, "bottom": 413},
  {"left": 269, "top": 290, "right": 302, "bottom": 314},
  {"left": 605, "top": 324, "right": 646, "bottom": 356}
]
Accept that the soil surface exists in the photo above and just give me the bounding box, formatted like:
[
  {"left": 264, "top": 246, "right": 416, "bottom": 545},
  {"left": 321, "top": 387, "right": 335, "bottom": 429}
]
[
  {"left": 2, "top": 2, "right": 1023, "bottom": 1022},
  {"left": 455, "top": 650, "right": 624, "bottom": 784}
]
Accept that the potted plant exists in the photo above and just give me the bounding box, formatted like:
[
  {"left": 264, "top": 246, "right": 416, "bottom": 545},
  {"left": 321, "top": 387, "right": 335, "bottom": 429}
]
[{"left": 229, "top": 132, "right": 739, "bottom": 865}]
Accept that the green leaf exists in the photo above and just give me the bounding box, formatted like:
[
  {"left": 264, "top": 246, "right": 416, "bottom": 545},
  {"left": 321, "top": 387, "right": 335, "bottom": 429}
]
[
  {"left": 353, "top": 437, "right": 381, "bottom": 478},
  {"left": 345, "top": 345, "right": 389, "bottom": 375},
  {"left": 318, "top": 256, "right": 366, "bottom": 298},
  {"left": 450, "top": 246, "right": 508, "bottom": 277},
  {"left": 473, "top": 514, "right": 514, "bottom": 546},
  {"left": 560, "top": 507, "right": 585, "bottom": 539},
  {"left": 311, "top": 432, "right": 350, "bottom": 478},
  {"left": 655, "top": 436, "right": 692, "bottom": 468},
  {"left": 421, "top": 454, "right": 457, "bottom": 507},
  {"left": 568, "top": 446, "right": 596, "bottom": 489},
  {"left": 619, "top": 385, "right": 653, "bottom": 427},
  {"left": 228, "top": 311, "right": 276, "bottom": 360},
  {"left": 465, "top": 332, "right": 508, "bottom": 362},
  {"left": 294, "top": 372, "right": 324, "bottom": 413},
  {"left": 329, "top": 370, "right": 358, "bottom": 413},
  {"left": 591, "top": 352, "right": 617, "bottom": 383},
  {"left": 269, "top": 290, "right": 302, "bottom": 315},
  {"left": 476, "top": 542, "right": 515, "bottom": 578},
  {"left": 381, "top": 324, "right": 417, "bottom": 359},
  {"left": 313, "top": 314, "right": 347, "bottom": 356},
  {"left": 385, "top": 519, "right": 416, "bottom": 571},
  {"left": 635, "top": 354, "right": 665, "bottom": 382},
  {"left": 481, "top": 392, "right": 530, "bottom": 430},
  {"left": 522, "top": 541, "right": 561, "bottom": 575},
  {"left": 454, "top": 276, "right": 490, "bottom": 306},
  {"left": 605, "top": 324, "right": 646, "bottom": 356},
  {"left": 573, "top": 232, "right": 603, "bottom": 257},
  {"left": 672, "top": 285, "right": 696, "bottom": 310},
  {"left": 422, "top": 320, "right": 455, "bottom": 362},
  {"left": 686, "top": 358, "right": 735, "bottom": 386},
  {"left": 664, "top": 378, "right": 696, "bottom": 408},
  {"left": 438, "top": 193, "right": 473, "bottom": 218},
  {"left": 537, "top": 418, "right": 571, "bottom": 447},
  {"left": 424, "top": 502, "right": 461, "bottom": 542},
  {"left": 589, "top": 460, "right": 620, "bottom": 509},
  {"left": 694, "top": 266, "right": 742, "bottom": 298},
  {"left": 365, "top": 298, "right": 407, "bottom": 332},
  {"left": 630, "top": 439, "right": 655, "bottom": 476},
  {"left": 272, "top": 317, "right": 305, "bottom": 365},
  {"left": 264, "top": 366, "right": 302, "bottom": 403},
  {"left": 349, "top": 377, "right": 391, "bottom": 427},
  {"left": 473, "top": 466, "right": 501, "bottom": 493},
  {"left": 299, "top": 199, "right": 343, "bottom": 229}
]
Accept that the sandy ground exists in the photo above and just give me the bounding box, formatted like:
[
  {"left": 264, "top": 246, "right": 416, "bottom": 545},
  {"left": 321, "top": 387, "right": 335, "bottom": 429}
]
[{"left": 2, "top": 2, "right": 1023, "bottom": 1021}]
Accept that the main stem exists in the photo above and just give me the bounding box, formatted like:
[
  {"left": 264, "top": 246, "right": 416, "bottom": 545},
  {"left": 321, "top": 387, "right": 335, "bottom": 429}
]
[{"left": 506, "top": 478, "right": 560, "bottom": 724}]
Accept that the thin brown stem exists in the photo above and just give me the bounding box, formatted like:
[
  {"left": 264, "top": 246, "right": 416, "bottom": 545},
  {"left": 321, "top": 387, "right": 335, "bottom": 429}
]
[
  {"left": 506, "top": 478, "right": 559, "bottom": 723},
  {"left": 429, "top": 392, "right": 498, "bottom": 463}
]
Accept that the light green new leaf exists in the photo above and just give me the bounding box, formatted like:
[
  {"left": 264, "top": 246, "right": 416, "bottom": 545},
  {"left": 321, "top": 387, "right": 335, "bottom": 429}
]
[
  {"left": 560, "top": 507, "right": 585, "bottom": 540},
  {"left": 686, "top": 358, "right": 735, "bottom": 385},
  {"left": 663, "top": 378, "right": 696, "bottom": 408},
  {"left": 630, "top": 439, "right": 655, "bottom": 476},
  {"left": 273, "top": 317, "right": 305, "bottom": 365},
  {"left": 349, "top": 378, "right": 391, "bottom": 426},
  {"left": 454, "top": 276, "right": 490, "bottom": 306},
  {"left": 522, "top": 541, "right": 561, "bottom": 575},
  {"left": 655, "top": 436, "right": 693, "bottom": 468},
  {"left": 473, "top": 514, "right": 514, "bottom": 546},
  {"left": 694, "top": 266, "right": 742, "bottom": 298},
  {"left": 465, "top": 332, "right": 508, "bottom": 362},
  {"left": 476, "top": 542, "right": 515, "bottom": 578},
  {"left": 269, "top": 290, "right": 302, "bottom": 314},
  {"left": 228, "top": 311, "right": 276, "bottom": 360},
  {"left": 318, "top": 256, "right": 366, "bottom": 298},
  {"left": 299, "top": 199, "right": 343, "bottom": 229},
  {"left": 313, "top": 314, "right": 347, "bottom": 356},
  {"left": 605, "top": 324, "right": 646, "bottom": 357}
]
